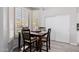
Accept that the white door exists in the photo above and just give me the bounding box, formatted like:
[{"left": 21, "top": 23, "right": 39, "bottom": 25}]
[{"left": 45, "top": 15, "right": 70, "bottom": 43}]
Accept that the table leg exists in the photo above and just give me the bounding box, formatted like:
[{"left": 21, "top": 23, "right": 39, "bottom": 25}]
[
  {"left": 39, "top": 37, "right": 42, "bottom": 52},
  {"left": 18, "top": 32, "right": 21, "bottom": 51}
]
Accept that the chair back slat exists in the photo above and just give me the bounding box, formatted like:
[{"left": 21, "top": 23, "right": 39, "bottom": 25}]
[
  {"left": 22, "top": 29, "right": 30, "bottom": 41},
  {"left": 48, "top": 28, "right": 51, "bottom": 37},
  {"left": 39, "top": 27, "right": 46, "bottom": 31}
]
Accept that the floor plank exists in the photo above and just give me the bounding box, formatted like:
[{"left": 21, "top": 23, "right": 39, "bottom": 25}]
[
  {"left": 12, "top": 40, "right": 79, "bottom": 52},
  {"left": 49, "top": 40, "right": 79, "bottom": 52}
]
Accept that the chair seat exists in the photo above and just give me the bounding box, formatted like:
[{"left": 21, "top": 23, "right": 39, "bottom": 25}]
[
  {"left": 21, "top": 46, "right": 28, "bottom": 51},
  {"left": 24, "top": 37, "right": 37, "bottom": 43},
  {"left": 42, "top": 38, "right": 47, "bottom": 42},
  {"left": 42, "top": 35, "right": 47, "bottom": 42},
  {"left": 42, "top": 35, "right": 47, "bottom": 39},
  {"left": 31, "top": 37, "right": 36, "bottom": 40}
]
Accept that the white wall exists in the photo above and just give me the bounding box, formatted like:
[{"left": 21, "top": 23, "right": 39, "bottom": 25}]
[
  {"left": 42, "top": 7, "right": 77, "bottom": 45},
  {"left": 3, "top": 8, "right": 9, "bottom": 51},
  {"left": 45, "top": 15, "right": 70, "bottom": 43},
  {"left": 0, "top": 7, "right": 9, "bottom": 51},
  {"left": 77, "top": 13, "right": 79, "bottom": 44},
  {"left": 0, "top": 7, "right": 4, "bottom": 51},
  {"left": 76, "top": 8, "right": 79, "bottom": 44}
]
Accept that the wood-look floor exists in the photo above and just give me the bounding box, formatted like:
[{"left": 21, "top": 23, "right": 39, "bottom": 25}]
[
  {"left": 12, "top": 40, "right": 79, "bottom": 52},
  {"left": 49, "top": 40, "right": 79, "bottom": 52}
]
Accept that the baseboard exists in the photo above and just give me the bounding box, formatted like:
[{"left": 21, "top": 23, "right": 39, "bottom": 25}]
[
  {"left": 0, "top": 48, "right": 9, "bottom": 52},
  {"left": 70, "top": 43, "right": 78, "bottom": 46},
  {"left": 9, "top": 45, "right": 18, "bottom": 52}
]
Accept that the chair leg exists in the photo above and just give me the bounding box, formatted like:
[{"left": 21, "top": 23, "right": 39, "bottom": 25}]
[
  {"left": 30, "top": 44, "right": 32, "bottom": 52},
  {"left": 23, "top": 41, "right": 25, "bottom": 52},
  {"left": 36, "top": 41, "right": 38, "bottom": 51},
  {"left": 46, "top": 41, "right": 48, "bottom": 52},
  {"left": 32, "top": 42, "right": 34, "bottom": 47},
  {"left": 49, "top": 38, "right": 50, "bottom": 49}
]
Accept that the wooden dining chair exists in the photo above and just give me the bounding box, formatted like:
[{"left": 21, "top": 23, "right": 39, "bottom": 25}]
[
  {"left": 22, "top": 29, "right": 37, "bottom": 52},
  {"left": 41, "top": 28, "right": 51, "bottom": 52}
]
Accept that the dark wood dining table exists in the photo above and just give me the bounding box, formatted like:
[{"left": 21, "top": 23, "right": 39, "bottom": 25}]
[
  {"left": 18, "top": 30, "right": 47, "bottom": 52},
  {"left": 30, "top": 31, "right": 47, "bottom": 52}
]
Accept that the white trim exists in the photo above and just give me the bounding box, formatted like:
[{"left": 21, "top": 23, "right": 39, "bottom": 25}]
[
  {"left": 70, "top": 43, "right": 77, "bottom": 46},
  {"left": 9, "top": 45, "right": 18, "bottom": 52}
]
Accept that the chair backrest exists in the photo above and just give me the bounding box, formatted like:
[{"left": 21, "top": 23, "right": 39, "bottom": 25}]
[
  {"left": 47, "top": 28, "right": 51, "bottom": 40},
  {"left": 39, "top": 27, "right": 46, "bottom": 31},
  {"left": 48, "top": 28, "right": 51, "bottom": 35},
  {"left": 22, "top": 27, "right": 29, "bottom": 30},
  {"left": 22, "top": 29, "right": 30, "bottom": 41}
]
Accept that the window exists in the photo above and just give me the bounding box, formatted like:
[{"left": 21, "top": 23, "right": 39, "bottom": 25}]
[{"left": 15, "top": 7, "right": 29, "bottom": 38}]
